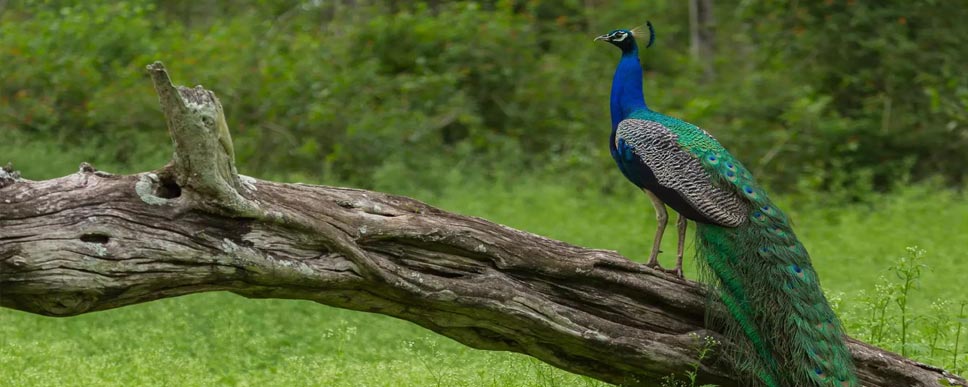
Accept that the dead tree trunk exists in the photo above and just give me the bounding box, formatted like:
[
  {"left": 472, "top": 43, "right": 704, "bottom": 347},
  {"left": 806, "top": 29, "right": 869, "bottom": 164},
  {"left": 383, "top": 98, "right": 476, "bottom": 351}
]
[{"left": 0, "top": 63, "right": 963, "bottom": 387}]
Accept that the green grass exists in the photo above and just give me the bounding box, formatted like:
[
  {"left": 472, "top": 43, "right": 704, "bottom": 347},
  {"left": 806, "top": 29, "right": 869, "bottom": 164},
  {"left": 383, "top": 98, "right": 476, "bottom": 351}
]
[
  {"left": 2, "top": 174, "right": 967, "bottom": 386},
  {"left": 0, "top": 294, "right": 605, "bottom": 387}
]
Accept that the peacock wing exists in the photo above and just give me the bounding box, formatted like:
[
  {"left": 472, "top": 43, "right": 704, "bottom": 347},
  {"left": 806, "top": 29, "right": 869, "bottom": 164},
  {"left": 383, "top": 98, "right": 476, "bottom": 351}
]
[{"left": 615, "top": 118, "right": 748, "bottom": 227}]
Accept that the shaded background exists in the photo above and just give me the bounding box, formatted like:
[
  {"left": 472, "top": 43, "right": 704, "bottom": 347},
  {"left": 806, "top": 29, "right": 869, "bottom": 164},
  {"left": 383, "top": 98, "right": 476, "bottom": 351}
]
[
  {"left": 3, "top": 0, "right": 967, "bottom": 197},
  {"left": 2, "top": 1, "right": 968, "bottom": 386}
]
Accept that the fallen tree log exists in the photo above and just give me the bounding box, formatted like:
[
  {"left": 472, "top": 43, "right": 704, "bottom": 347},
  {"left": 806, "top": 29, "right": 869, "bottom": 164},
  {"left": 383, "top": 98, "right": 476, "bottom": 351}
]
[{"left": 0, "top": 62, "right": 963, "bottom": 387}]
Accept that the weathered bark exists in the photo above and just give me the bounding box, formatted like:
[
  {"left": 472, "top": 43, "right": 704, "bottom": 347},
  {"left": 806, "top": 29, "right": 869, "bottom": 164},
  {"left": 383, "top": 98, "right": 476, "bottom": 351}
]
[{"left": 0, "top": 63, "right": 963, "bottom": 387}]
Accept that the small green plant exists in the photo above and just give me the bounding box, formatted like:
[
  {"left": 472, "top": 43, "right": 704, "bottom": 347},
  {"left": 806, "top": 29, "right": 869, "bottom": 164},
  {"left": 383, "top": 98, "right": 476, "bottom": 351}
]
[
  {"left": 839, "top": 247, "right": 968, "bottom": 376},
  {"left": 660, "top": 333, "right": 719, "bottom": 387},
  {"left": 858, "top": 280, "right": 895, "bottom": 346},
  {"left": 923, "top": 299, "right": 952, "bottom": 358},
  {"left": 402, "top": 335, "right": 469, "bottom": 387},
  {"left": 851, "top": 246, "right": 931, "bottom": 356},
  {"left": 954, "top": 301, "right": 968, "bottom": 374},
  {"left": 890, "top": 246, "right": 928, "bottom": 356},
  {"left": 322, "top": 319, "right": 358, "bottom": 360}
]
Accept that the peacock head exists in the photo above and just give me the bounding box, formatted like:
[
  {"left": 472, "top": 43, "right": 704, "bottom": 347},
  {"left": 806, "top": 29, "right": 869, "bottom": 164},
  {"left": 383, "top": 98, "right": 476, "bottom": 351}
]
[{"left": 595, "top": 22, "right": 655, "bottom": 53}]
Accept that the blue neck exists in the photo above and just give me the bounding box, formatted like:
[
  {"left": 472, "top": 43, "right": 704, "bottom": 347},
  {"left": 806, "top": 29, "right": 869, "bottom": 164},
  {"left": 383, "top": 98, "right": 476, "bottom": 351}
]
[{"left": 609, "top": 48, "right": 648, "bottom": 129}]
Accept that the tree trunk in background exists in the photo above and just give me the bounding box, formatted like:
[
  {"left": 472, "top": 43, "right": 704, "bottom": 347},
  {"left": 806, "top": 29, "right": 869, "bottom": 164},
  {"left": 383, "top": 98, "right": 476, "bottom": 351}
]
[
  {"left": 1, "top": 62, "right": 965, "bottom": 387},
  {"left": 689, "top": 0, "right": 716, "bottom": 81}
]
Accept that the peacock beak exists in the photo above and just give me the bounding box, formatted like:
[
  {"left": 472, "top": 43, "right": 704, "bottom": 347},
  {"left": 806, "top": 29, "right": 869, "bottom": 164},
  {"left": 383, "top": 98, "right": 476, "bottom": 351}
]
[{"left": 594, "top": 34, "right": 610, "bottom": 42}]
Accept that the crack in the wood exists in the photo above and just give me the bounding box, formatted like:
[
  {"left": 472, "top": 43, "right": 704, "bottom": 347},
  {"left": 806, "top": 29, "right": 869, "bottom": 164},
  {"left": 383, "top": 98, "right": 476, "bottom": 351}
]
[
  {"left": 79, "top": 233, "right": 110, "bottom": 244},
  {"left": 4, "top": 264, "right": 119, "bottom": 280},
  {"left": 0, "top": 233, "right": 36, "bottom": 241},
  {"left": 365, "top": 243, "right": 489, "bottom": 276},
  {"left": 333, "top": 199, "right": 402, "bottom": 218},
  {"left": 0, "top": 199, "right": 109, "bottom": 220}
]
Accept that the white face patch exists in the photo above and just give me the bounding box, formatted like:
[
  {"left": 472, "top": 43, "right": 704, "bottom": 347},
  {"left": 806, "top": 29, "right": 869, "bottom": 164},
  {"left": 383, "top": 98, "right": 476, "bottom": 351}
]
[{"left": 612, "top": 32, "right": 628, "bottom": 42}]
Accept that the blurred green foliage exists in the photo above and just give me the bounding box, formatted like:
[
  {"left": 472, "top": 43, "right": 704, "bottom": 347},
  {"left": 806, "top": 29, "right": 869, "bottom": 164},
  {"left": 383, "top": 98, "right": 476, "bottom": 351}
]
[{"left": 2, "top": 0, "right": 967, "bottom": 197}]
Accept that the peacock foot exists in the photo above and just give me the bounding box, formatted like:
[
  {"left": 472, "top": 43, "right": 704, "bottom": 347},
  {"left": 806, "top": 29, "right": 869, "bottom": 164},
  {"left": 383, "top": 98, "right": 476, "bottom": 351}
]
[
  {"left": 645, "top": 261, "right": 685, "bottom": 278},
  {"left": 644, "top": 259, "right": 684, "bottom": 278}
]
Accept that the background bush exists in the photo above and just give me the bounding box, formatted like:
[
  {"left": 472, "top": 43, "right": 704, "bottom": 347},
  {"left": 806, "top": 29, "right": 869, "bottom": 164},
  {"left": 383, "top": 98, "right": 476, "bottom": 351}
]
[{"left": 3, "top": 0, "right": 966, "bottom": 196}]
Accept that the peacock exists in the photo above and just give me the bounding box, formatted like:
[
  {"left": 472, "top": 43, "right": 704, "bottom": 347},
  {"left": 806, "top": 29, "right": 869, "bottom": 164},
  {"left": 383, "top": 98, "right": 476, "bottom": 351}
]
[{"left": 596, "top": 23, "right": 858, "bottom": 386}]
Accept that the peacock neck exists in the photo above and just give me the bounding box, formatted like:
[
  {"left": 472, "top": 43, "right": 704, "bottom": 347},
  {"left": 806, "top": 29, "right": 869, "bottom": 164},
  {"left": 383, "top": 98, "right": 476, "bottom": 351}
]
[{"left": 609, "top": 49, "right": 648, "bottom": 129}]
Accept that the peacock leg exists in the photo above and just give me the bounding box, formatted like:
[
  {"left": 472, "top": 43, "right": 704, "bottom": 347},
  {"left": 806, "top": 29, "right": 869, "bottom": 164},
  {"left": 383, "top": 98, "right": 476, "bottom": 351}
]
[
  {"left": 673, "top": 213, "right": 686, "bottom": 278},
  {"left": 644, "top": 190, "right": 668, "bottom": 269}
]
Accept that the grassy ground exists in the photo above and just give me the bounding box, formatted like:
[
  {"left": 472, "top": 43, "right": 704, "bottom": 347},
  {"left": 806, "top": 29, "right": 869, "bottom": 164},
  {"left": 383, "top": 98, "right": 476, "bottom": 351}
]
[{"left": 2, "top": 173, "right": 967, "bottom": 386}]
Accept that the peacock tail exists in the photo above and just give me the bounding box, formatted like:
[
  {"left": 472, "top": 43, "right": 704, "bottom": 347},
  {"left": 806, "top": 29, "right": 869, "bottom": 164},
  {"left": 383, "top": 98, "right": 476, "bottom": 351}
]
[
  {"left": 598, "top": 25, "right": 859, "bottom": 386},
  {"left": 692, "top": 150, "right": 858, "bottom": 387}
]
